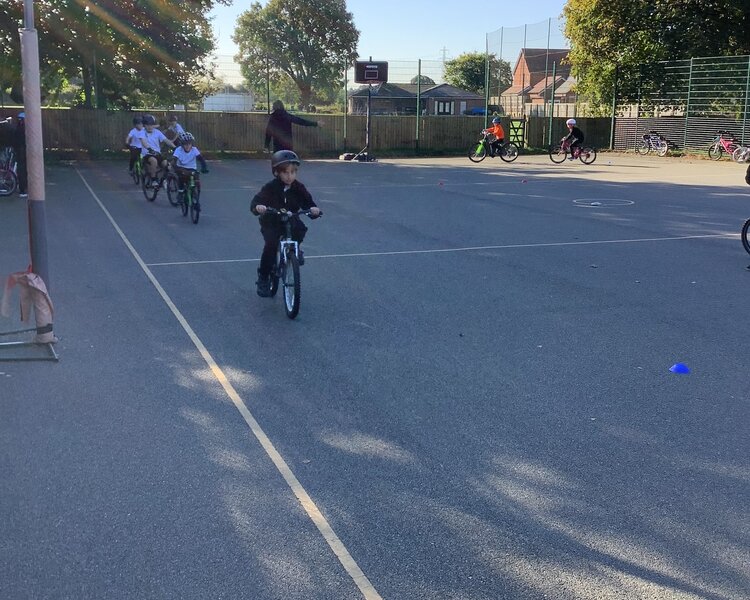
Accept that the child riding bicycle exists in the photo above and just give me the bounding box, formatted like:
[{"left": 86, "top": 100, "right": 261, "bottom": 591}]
[
  {"left": 172, "top": 132, "right": 208, "bottom": 192},
  {"left": 563, "top": 118, "right": 584, "bottom": 160},
  {"left": 250, "top": 150, "right": 321, "bottom": 297},
  {"left": 482, "top": 117, "right": 505, "bottom": 157}
]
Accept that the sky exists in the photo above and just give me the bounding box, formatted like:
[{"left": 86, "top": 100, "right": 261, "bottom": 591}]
[{"left": 210, "top": 0, "right": 568, "bottom": 60}]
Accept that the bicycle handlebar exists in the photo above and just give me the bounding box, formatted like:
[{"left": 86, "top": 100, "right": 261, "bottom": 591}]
[{"left": 260, "top": 208, "right": 323, "bottom": 218}]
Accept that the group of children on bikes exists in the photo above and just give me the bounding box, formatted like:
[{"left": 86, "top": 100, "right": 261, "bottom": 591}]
[
  {"left": 482, "top": 116, "right": 585, "bottom": 159},
  {"left": 125, "top": 114, "right": 209, "bottom": 195},
  {"left": 125, "top": 113, "right": 320, "bottom": 299}
]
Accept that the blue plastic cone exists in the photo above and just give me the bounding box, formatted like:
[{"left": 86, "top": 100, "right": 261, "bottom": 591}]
[{"left": 669, "top": 363, "right": 690, "bottom": 374}]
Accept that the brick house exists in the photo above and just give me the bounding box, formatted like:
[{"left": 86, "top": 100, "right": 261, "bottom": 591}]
[
  {"left": 348, "top": 83, "right": 484, "bottom": 116},
  {"left": 498, "top": 48, "right": 576, "bottom": 115}
]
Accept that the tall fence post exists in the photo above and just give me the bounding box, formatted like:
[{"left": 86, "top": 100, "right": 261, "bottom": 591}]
[
  {"left": 343, "top": 62, "right": 348, "bottom": 151},
  {"left": 547, "top": 61, "right": 556, "bottom": 147},
  {"left": 683, "top": 57, "right": 694, "bottom": 151},
  {"left": 416, "top": 59, "right": 421, "bottom": 153},
  {"left": 484, "top": 34, "right": 490, "bottom": 129},
  {"left": 610, "top": 65, "right": 618, "bottom": 150},
  {"left": 743, "top": 55, "right": 750, "bottom": 145},
  {"left": 543, "top": 18, "right": 551, "bottom": 118}
]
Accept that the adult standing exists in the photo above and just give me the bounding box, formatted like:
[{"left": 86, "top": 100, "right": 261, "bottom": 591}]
[
  {"left": 12, "top": 112, "right": 27, "bottom": 198},
  {"left": 264, "top": 100, "right": 319, "bottom": 153}
]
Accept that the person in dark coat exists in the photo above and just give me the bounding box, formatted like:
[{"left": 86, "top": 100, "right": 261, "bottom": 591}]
[
  {"left": 12, "top": 112, "right": 27, "bottom": 197},
  {"left": 264, "top": 100, "right": 319, "bottom": 152}
]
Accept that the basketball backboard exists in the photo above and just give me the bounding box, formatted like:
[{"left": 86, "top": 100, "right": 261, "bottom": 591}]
[{"left": 354, "top": 61, "right": 388, "bottom": 84}]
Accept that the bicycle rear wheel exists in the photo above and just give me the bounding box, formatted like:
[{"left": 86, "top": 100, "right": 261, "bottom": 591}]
[
  {"left": 283, "top": 248, "right": 300, "bottom": 319},
  {"left": 636, "top": 140, "right": 650, "bottom": 155},
  {"left": 742, "top": 218, "right": 750, "bottom": 255},
  {"left": 579, "top": 147, "right": 597, "bottom": 165},
  {"left": 0, "top": 168, "right": 17, "bottom": 196},
  {"left": 549, "top": 144, "right": 567, "bottom": 163},
  {"left": 499, "top": 143, "right": 519, "bottom": 163},
  {"left": 708, "top": 144, "right": 723, "bottom": 160},
  {"left": 166, "top": 174, "right": 179, "bottom": 206},
  {"left": 468, "top": 142, "right": 487, "bottom": 163}
]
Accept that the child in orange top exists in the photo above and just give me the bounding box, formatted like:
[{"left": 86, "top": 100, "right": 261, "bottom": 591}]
[{"left": 483, "top": 117, "right": 505, "bottom": 157}]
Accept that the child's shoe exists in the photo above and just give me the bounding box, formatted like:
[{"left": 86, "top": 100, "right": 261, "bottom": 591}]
[{"left": 256, "top": 270, "right": 272, "bottom": 297}]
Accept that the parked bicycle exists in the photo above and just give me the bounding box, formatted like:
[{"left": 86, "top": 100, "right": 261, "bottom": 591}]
[
  {"left": 742, "top": 217, "right": 750, "bottom": 255},
  {"left": 168, "top": 169, "right": 202, "bottom": 224},
  {"left": 731, "top": 143, "right": 750, "bottom": 163},
  {"left": 549, "top": 139, "right": 597, "bottom": 164},
  {"left": 708, "top": 131, "right": 741, "bottom": 161},
  {"left": 0, "top": 146, "right": 18, "bottom": 196},
  {"left": 468, "top": 130, "right": 519, "bottom": 163},
  {"left": 636, "top": 131, "right": 670, "bottom": 157},
  {"left": 260, "top": 208, "right": 322, "bottom": 320}
]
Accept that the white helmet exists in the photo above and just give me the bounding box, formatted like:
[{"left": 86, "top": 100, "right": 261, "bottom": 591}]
[{"left": 566, "top": 118, "right": 576, "bottom": 126}]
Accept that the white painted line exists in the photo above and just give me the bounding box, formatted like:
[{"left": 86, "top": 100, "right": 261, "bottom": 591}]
[
  {"left": 146, "top": 233, "right": 736, "bottom": 267},
  {"left": 75, "top": 168, "right": 382, "bottom": 600}
]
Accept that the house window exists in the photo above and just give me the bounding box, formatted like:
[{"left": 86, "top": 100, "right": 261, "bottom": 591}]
[{"left": 436, "top": 101, "right": 453, "bottom": 115}]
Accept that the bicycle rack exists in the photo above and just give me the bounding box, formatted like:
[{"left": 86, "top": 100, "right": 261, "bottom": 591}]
[{"left": 0, "top": 326, "right": 59, "bottom": 362}]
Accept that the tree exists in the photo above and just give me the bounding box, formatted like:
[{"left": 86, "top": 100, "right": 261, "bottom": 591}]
[
  {"left": 233, "top": 0, "right": 359, "bottom": 108},
  {"left": 443, "top": 53, "right": 511, "bottom": 95},
  {"left": 410, "top": 75, "right": 435, "bottom": 86},
  {"left": 0, "top": 0, "right": 229, "bottom": 108},
  {"left": 564, "top": 0, "right": 750, "bottom": 111}
]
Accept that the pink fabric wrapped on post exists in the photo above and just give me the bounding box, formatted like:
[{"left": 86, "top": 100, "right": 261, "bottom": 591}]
[{"left": 1, "top": 270, "right": 56, "bottom": 343}]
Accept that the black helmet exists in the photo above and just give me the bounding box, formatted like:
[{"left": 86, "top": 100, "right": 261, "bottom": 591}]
[
  {"left": 143, "top": 114, "right": 156, "bottom": 126},
  {"left": 492, "top": 116, "right": 502, "bottom": 124},
  {"left": 178, "top": 132, "right": 194, "bottom": 144},
  {"left": 271, "top": 150, "right": 300, "bottom": 172},
  {"left": 132, "top": 116, "right": 143, "bottom": 125}
]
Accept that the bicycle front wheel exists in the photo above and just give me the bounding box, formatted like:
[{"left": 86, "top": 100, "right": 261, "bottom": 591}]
[
  {"left": 708, "top": 144, "right": 723, "bottom": 161},
  {"left": 190, "top": 186, "right": 201, "bottom": 224},
  {"left": 499, "top": 143, "right": 519, "bottom": 163},
  {"left": 283, "top": 249, "right": 301, "bottom": 319},
  {"left": 0, "top": 169, "right": 18, "bottom": 196},
  {"left": 549, "top": 144, "right": 567, "bottom": 164},
  {"left": 468, "top": 142, "right": 487, "bottom": 163},
  {"left": 166, "top": 174, "right": 179, "bottom": 206},
  {"left": 656, "top": 140, "right": 669, "bottom": 157},
  {"left": 742, "top": 218, "right": 750, "bottom": 255},
  {"left": 142, "top": 175, "right": 158, "bottom": 202},
  {"left": 579, "top": 147, "right": 597, "bottom": 165}
]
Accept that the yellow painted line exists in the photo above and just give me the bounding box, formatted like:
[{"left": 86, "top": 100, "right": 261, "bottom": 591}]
[{"left": 76, "top": 168, "right": 382, "bottom": 600}]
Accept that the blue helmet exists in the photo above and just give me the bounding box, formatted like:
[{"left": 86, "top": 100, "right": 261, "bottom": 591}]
[
  {"left": 492, "top": 116, "right": 501, "bottom": 124},
  {"left": 17, "top": 112, "right": 25, "bottom": 119}
]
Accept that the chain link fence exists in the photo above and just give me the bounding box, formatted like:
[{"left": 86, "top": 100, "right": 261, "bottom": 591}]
[{"left": 614, "top": 55, "right": 750, "bottom": 153}]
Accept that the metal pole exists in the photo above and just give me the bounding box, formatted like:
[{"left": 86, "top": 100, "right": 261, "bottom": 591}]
[
  {"left": 484, "top": 34, "right": 490, "bottom": 129},
  {"left": 20, "top": 0, "right": 49, "bottom": 291},
  {"left": 547, "top": 61, "right": 557, "bottom": 146},
  {"left": 543, "top": 18, "right": 551, "bottom": 118},
  {"left": 743, "top": 55, "right": 750, "bottom": 145},
  {"left": 343, "top": 62, "right": 347, "bottom": 151},
  {"left": 366, "top": 84, "right": 371, "bottom": 156},
  {"left": 266, "top": 55, "right": 270, "bottom": 114},
  {"left": 683, "top": 57, "right": 694, "bottom": 150},
  {"left": 498, "top": 27, "right": 504, "bottom": 112},
  {"left": 416, "top": 59, "right": 421, "bottom": 153},
  {"left": 610, "top": 65, "right": 618, "bottom": 150}
]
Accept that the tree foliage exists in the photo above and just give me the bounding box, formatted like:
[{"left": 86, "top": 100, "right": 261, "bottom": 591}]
[
  {"left": 0, "top": 0, "right": 228, "bottom": 108},
  {"left": 233, "top": 0, "right": 359, "bottom": 107},
  {"left": 443, "top": 53, "right": 511, "bottom": 95},
  {"left": 564, "top": 0, "right": 750, "bottom": 110},
  {"left": 410, "top": 75, "right": 436, "bottom": 86}
]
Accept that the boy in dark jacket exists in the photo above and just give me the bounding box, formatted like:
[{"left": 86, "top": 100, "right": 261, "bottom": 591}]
[
  {"left": 250, "top": 150, "right": 321, "bottom": 297},
  {"left": 264, "top": 100, "right": 318, "bottom": 152}
]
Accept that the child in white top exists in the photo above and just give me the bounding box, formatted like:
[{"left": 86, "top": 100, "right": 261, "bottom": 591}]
[
  {"left": 125, "top": 116, "right": 146, "bottom": 174},
  {"left": 172, "top": 132, "right": 208, "bottom": 192},
  {"left": 167, "top": 114, "right": 185, "bottom": 144},
  {"left": 141, "top": 114, "right": 175, "bottom": 186}
]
